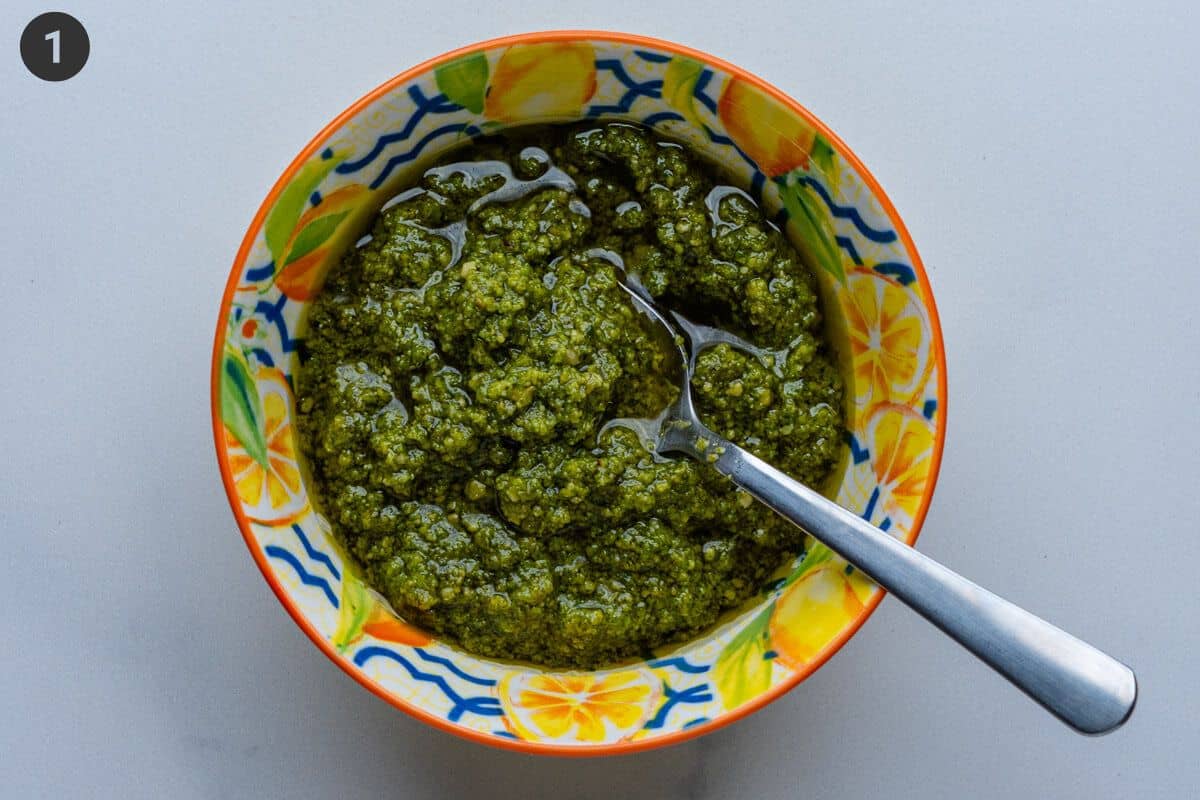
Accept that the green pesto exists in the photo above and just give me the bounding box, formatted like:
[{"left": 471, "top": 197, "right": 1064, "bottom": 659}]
[{"left": 296, "top": 123, "right": 843, "bottom": 668}]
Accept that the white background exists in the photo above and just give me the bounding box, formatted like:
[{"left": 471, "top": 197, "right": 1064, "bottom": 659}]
[{"left": 2, "top": 1, "right": 1197, "bottom": 797}]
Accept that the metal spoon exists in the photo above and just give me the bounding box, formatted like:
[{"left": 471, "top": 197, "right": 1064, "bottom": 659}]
[{"left": 616, "top": 273, "right": 1137, "bottom": 735}]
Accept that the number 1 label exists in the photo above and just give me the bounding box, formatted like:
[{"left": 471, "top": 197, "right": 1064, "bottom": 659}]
[
  {"left": 21, "top": 12, "right": 89, "bottom": 81},
  {"left": 45, "top": 29, "right": 60, "bottom": 64}
]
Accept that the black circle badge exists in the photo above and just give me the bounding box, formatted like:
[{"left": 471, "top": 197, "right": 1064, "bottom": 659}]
[{"left": 21, "top": 12, "right": 89, "bottom": 81}]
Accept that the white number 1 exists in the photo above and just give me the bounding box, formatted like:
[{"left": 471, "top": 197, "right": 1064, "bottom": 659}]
[{"left": 45, "top": 29, "right": 60, "bottom": 64}]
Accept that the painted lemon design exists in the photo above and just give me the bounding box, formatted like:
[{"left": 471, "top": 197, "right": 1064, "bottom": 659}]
[
  {"left": 843, "top": 267, "right": 933, "bottom": 408},
  {"left": 484, "top": 42, "right": 597, "bottom": 122},
  {"left": 499, "top": 670, "right": 660, "bottom": 743},
  {"left": 718, "top": 77, "right": 816, "bottom": 177},
  {"left": 224, "top": 367, "right": 308, "bottom": 524},
  {"left": 769, "top": 564, "right": 873, "bottom": 668},
  {"left": 867, "top": 403, "right": 935, "bottom": 528}
]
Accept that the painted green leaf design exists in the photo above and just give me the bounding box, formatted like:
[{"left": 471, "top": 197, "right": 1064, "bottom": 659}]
[
  {"left": 435, "top": 52, "right": 489, "bottom": 114},
  {"left": 264, "top": 156, "right": 341, "bottom": 267},
  {"left": 809, "top": 135, "right": 838, "bottom": 187},
  {"left": 332, "top": 569, "right": 371, "bottom": 652},
  {"left": 662, "top": 57, "right": 705, "bottom": 128},
  {"left": 713, "top": 604, "right": 775, "bottom": 710},
  {"left": 220, "top": 345, "right": 268, "bottom": 467},
  {"left": 779, "top": 175, "right": 845, "bottom": 283},
  {"left": 284, "top": 210, "right": 350, "bottom": 266}
]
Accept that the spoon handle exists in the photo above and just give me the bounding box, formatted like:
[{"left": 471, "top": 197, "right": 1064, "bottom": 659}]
[{"left": 715, "top": 442, "right": 1137, "bottom": 735}]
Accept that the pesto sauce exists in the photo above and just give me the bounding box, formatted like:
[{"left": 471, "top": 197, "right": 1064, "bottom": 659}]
[{"left": 296, "top": 123, "right": 844, "bottom": 668}]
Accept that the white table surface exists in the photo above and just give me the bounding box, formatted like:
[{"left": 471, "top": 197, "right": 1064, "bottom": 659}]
[{"left": 3, "top": 1, "right": 1197, "bottom": 797}]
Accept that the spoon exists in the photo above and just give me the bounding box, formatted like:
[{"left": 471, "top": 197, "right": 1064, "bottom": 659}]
[{"left": 616, "top": 272, "right": 1137, "bottom": 735}]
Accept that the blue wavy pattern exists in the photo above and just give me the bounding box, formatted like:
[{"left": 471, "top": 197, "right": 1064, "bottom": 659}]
[
  {"left": 249, "top": 347, "right": 275, "bottom": 368},
  {"left": 353, "top": 646, "right": 504, "bottom": 722},
  {"left": 750, "top": 172, "right": 766, "bottom": 206},
  {"left": 845, "top": 431, "right": 870, "bottom": 464},
  {"left": 337, "top": 87, "right": 459, "bottom": 174},
  {"left": 414, "top": 648, "right": 495, "bottom": 686},
  {"left": 634, "top": 49, "right": 671, "bottom": 63},
  {"left": 693, "top": 69, "right": 718, "bottom": 114},
  {"left": 703, "top": 125, "right": 760, "bottom": 172},
  {"left": 836, "top": 237, "right": 919, "bottom": 290},
  {"left": 683, "top": 716, "right": 711, "bottom": 729},
  {"left": 597, "top": 59, "right": 660, "bottom": 93},
  {"left": 289, "top": 524, "right": 340, "bottom": 581},
  {"left": 648, "top": 656, "right": 710, "bottom": 675},
  {"left": 640, "top": 111, "right": 685, "bottom": 128},
  {"left": 874, "top": 262, "right": 916, "bottom": 285},
  {"left": 265, "top": 546, "right": 339, "bottom": 608},
  {"left": 923, "top": 399, "right": 937, "bottom": 420},
  {"left": 644, "top": 683, "right": 713, "bottom": 730},
  {"left": 254, "top": 295, "right": 300, "bottom": 353},
  {"left": 836, "top": 235, "right": 863, "bottom": 266},
  {"left": 796, "top": 176, "right": 897, "bottom": 243},
  {"left": 245, "top": 262, "right": 274, "bottom": 282},
  {"left": 862, "top": 486, "right": 881, "bottom": 521},
  {"left": 362, "top": 123, "right": 474, "bottom": 190},
  {"left": 587, "top": 59, "right": 663, "bottom": 116}
]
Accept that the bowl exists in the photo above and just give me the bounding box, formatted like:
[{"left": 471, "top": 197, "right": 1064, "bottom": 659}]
[{"left": 212, "top": 30, "right": 947, "bottom": 754}]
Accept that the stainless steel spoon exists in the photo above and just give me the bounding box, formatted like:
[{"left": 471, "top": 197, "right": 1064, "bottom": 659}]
[{"left": 616, "top": 272, "right": 1137, "bottom": 735}]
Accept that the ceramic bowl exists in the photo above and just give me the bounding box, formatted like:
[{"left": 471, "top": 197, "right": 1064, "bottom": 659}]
[{"left": 212, "top": 30, "right": 947, "bottom": 754}]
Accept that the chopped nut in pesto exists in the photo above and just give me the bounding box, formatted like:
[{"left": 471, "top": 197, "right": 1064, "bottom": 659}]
[{"left": 296, "top": 123, "right": 844, "bottom": 668}]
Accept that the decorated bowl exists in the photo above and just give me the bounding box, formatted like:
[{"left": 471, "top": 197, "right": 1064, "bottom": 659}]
[{"left": 212, "top": 30, "right": 947, "bottom": 754}]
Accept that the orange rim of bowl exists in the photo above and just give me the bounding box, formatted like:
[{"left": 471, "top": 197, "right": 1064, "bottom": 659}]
[{"left": 211, "top": 30, "right": 948, "bottom": 757}]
